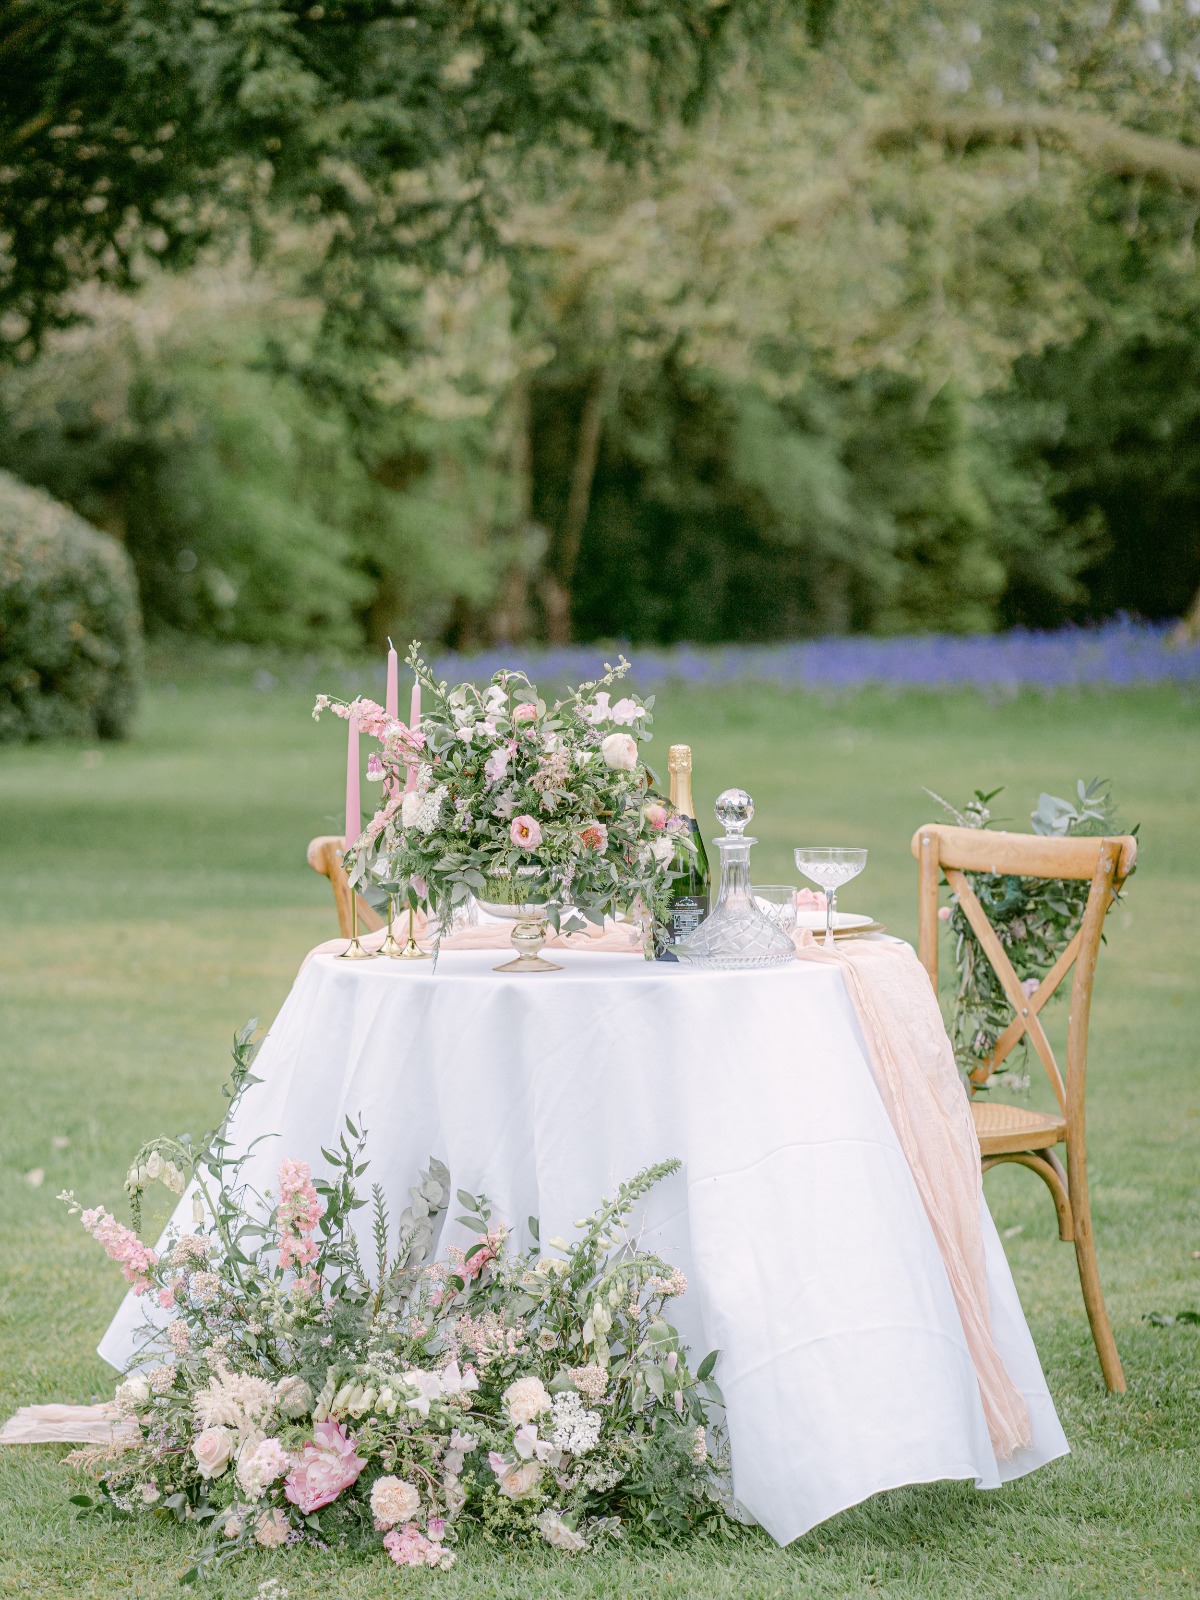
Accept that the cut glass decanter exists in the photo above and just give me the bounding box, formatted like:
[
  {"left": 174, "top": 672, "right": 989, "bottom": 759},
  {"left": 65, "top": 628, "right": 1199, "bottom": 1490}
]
[{"left": 676, "top": 789, "right": 796, "bottom": 968}]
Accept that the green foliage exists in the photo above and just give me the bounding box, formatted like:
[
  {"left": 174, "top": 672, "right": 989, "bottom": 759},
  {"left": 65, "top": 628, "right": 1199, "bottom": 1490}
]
[
  {"left": 0, "top": 469, "right": 142, "bottom": 742},
  {"left": 929, "top": 779, "right": 1130, "bottom": 1090}
]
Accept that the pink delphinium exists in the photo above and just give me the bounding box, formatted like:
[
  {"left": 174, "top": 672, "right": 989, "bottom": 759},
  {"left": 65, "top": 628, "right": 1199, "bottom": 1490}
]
[
  {"left": 276, "top": 1159, "right": 323, "bottom": 1284},
  {"left": 79, "top": 1207, "right": 157, "bottom": 1295},
  {"left": 510, "top": 814, "right": 542, "bottom": 850},
  {"left": 383, "top": 1522, "right": 455, "bottom": 1569},
  {"left": 283, "top": 1420, "right": 366, "bottom": 1513},
  {"left": 578, "top": 821, "right": 608, "bottom": 852}
]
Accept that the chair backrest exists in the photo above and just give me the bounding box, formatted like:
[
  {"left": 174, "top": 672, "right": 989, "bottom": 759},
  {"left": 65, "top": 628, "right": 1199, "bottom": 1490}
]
[
  {"left": 307, "top": 835, "right": 385, "bottom": 938},
  {"left": 911, "top": 823, "right": 1136, "bottom": 1116}
]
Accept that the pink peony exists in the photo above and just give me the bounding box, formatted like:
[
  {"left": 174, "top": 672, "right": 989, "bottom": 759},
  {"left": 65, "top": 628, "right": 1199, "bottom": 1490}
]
[
  {"left": 510, "top": 814, "right": 542, "bottom": 850},
  {"left": 284, "top": 1420, "right": 367, "bottom": 1513},
  {"left": 578, "top": 822, "right": 608, "bottom": 852},
  {"left": 643, "top": 803, "right": 668, "bottom": 831}
]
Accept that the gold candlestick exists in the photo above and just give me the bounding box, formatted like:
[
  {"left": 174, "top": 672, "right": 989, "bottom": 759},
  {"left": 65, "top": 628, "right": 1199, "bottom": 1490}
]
[
  {"left": 395, "top": 901, "right": 430, "bottom": 960},
  {"left": 379, "top": 894, "right": 406, "bottom": 958},
  {"left": 338, "top": 889, "right": 377, "bottom": 960}
]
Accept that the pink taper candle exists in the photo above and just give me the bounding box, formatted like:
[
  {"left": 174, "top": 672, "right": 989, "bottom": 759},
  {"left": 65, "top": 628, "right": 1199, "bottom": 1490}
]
[
  {"left": 385, "top": 639, "right": 399, "bottom": 723},
  {"left": 405, "top": 680, "right": 421, "bottom": 793},
  {"left": 345, "top": 706, "right": 361, "bottom": 850}
]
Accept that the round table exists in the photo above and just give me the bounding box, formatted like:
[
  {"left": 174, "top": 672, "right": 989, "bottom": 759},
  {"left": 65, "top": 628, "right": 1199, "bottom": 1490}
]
[{"left": 100, "top": 948, "right": 1067, "bottom": 1544}]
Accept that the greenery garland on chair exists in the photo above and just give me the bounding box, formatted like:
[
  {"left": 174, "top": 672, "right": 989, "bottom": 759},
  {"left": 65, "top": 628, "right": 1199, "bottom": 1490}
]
[{"left": 926, "top": 780, "right": 1134, "bottom": 1093}]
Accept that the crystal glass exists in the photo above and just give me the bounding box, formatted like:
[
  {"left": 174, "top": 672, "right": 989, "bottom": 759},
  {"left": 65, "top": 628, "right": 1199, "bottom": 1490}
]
[
  {"left": 793, "top": 847, "right": 868, "bottom": 948},
  {"left": 677, "top": 790, "right": 795, "bottom": 968},
  {"left": 752, "top": 885, "right": 798, "bottom": 933}
]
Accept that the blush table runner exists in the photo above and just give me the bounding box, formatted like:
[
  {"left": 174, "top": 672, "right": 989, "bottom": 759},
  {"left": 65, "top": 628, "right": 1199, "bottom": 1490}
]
[{"left": 82, "top": 949, "right": 1067, "bottom": 1541}]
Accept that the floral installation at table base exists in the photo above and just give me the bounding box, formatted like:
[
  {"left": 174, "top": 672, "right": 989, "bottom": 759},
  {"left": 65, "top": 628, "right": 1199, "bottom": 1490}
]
[{"left": 60, "top": 1025, "right": 728, "bottom": 1582}]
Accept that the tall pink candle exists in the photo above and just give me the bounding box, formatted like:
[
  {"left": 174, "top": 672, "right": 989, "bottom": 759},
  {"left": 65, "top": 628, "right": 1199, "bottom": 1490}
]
[
  {"left": 345, "top": 706, "right": 361, "bottom": 850},
  {"left": 385, "top": 641, "right": 399, "bottom": 723},
  {"left": 405, "top": 681, "right": 421, "bottom": 793}
]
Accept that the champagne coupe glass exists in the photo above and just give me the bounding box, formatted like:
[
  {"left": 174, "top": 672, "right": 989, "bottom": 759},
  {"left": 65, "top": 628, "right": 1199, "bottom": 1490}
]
[{"left": 792, "top": 847, "right": 868, "bottom": 948}]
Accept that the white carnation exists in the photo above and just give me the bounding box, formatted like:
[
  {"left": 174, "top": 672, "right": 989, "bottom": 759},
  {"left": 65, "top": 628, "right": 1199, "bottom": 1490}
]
[{"left": 503, "top": 1375, "right": 552, "bottom": 1427}]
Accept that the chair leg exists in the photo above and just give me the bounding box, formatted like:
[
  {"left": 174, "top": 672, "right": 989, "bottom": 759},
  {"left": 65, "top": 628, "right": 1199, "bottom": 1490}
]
[
  {"left": 983, "top": 1149, "right": 1073, "bottom": 1241},
  {"left": 1067, "top": 1153, "right": 1126, "bottom": 1394}
]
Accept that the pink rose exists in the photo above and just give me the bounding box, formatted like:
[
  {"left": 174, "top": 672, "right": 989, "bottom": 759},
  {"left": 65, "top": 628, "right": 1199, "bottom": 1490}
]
[
  {"left": 578, "top": 822, "right": 608, "bottom": 852},
  {"left": 938, "top": 905, "right": 952, "bottom": 922},
  {"left": 513, "top": 702, "right": 539, "bottom": 723},
  {"left": 644, "top": 803, "right": 668, "bottom": 831},
  {"left": 192, "top": 1426, "right": 235, "bottom": 1479},
  {"left": 488, "top": 1451, "right": 543, "bottom": 1500},
  {"left": 600, "top": 732, "right": 638, "bottom": 771},
  {"left": 284, "top": 1420, "right": 366, "bottom": 1513},
  {"left": 510, "top": 814, "right": 542, "bottom": 850}
]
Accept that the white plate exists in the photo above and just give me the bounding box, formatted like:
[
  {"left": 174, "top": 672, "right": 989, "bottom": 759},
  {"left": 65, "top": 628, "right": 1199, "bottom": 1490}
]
[{"left": 793, "top": 909, "right": 875, "bottom": 932}]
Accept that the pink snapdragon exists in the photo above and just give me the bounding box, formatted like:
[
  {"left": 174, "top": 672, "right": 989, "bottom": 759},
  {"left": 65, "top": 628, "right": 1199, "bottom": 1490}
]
[
  {"left": 283, "top": 1419, "right": 366, "bottom": 1513},
  {"left": 79, "top": 1207, "right": 157, "bottom": 1295},
  {"left": 383, "top": 1522, "right": 455, "bottom": 1569},
  {"left": 277, "top": 1159, "right": 324, "bottom": 1281},
  {"left": 510, "top": 815, "right": 542, "bottom": 850}
]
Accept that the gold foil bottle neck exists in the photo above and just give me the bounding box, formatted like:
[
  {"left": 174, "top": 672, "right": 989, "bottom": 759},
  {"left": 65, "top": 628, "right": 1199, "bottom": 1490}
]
[{"left": 668, "top": 744, "right": 692, "bottom": 774}]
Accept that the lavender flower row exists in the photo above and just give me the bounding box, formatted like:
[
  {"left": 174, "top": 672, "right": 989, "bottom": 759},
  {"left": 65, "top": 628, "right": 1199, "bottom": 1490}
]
[{"left": 429, "top": 619, "right": 1199, "bottom": 695}]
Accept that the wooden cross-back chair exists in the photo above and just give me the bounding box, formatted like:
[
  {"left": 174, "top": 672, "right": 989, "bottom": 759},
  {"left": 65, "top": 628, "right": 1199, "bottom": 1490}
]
[
  {"left": 307, "top": 836, "right": 384, "bottom": 939},
  {"left": 912, "top": 822, "right": 1137, "bottom": 1393}
]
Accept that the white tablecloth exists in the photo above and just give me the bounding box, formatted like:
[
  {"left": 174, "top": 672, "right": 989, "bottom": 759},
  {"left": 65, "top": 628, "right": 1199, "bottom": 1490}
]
[{"left": 100, "top": 949, "right": 1067, "bottom": 1544}]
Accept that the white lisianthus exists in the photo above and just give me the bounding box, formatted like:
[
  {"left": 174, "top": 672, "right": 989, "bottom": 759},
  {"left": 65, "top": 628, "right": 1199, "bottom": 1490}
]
[{"left": 600, "top": 732, "right": 638, "bottom": 770}]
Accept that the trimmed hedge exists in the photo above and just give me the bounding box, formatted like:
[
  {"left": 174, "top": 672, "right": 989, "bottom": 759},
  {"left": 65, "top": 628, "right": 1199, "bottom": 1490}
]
[{"left": 0, "top": 471, "right": 143, "bottom": 741}]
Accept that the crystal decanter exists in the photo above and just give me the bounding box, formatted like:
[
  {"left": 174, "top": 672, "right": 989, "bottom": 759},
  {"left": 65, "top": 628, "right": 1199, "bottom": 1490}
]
[{"left": 675, "top": 789, "right": 796, "bottom": 968}]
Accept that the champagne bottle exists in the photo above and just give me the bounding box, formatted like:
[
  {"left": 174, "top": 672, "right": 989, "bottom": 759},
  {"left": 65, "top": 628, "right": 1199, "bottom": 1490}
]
[{"left": 667, "top": 744, "right": 711, "bottom": 943}]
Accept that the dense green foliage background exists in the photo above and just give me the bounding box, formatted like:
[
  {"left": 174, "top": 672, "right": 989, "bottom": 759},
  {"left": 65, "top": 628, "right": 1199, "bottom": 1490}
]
[{"left": 1, "top": 0, "right": 1198, "bottom": 650}]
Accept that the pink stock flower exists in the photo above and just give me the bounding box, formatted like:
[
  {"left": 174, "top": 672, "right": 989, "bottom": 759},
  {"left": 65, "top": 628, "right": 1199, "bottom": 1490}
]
[
  {"left": 277, "top": 1159, "right": 324, "bottom": 1277},
  {"left": 79, "top": 1207, "right": 157, "bottom": 1295},
  {"left": 510, "top": 815, "right": 542, "bottom": 850},
  {"left": 383, "top": 1524, "right": 456, "bottom": 1570},
  {"left": 158, "top": 1286, "right": 176, "bottom": 1310},
  {"left": 283, "top": 1420, "right": 366, "bottom": 1513},
  {"left": 643, "top": 803, "right": 668, "bottom": 831},
  {"left": 578, "top": 822, "right": 608, "bottom": 852}
]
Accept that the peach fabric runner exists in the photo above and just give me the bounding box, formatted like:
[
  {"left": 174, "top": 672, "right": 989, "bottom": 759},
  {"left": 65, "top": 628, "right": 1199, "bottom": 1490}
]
[
  {"left": 301, "top": 911, "right": 644, "bottom": 968},
  {"left": 791, "top": 931, "right": 1032, "bottom": 1459}
]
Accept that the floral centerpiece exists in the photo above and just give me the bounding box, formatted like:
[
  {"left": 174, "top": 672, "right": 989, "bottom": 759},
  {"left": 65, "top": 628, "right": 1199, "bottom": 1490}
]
[
  {"left": 314, "top": 647, "right": 692, "bottom": 954},
  {"left": 62, "top": 1025, "right": 728, "bottom": 1582}
]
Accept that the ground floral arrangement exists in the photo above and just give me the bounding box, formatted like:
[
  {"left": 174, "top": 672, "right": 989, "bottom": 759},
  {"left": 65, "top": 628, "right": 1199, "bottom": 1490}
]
[
  {"left": 928, "top": 779, "right": 1132, "bottom": 1090},
  {"left": 315, "top": 646, "right": 692, "bottom": 953},
  {"left": 61, "top": 1026, "right": 728, "bottom": 1582}
]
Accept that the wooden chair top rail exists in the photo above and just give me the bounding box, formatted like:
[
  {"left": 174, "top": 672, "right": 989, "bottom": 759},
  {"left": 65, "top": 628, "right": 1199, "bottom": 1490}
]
[{"left": 910, "top": 823, "right": 1137, "bottom": 881}]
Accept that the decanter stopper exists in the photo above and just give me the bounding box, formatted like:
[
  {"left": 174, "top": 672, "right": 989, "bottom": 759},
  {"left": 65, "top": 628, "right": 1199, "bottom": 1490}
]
[{"left": 714, "top": 787, "right": 754, "bottom": 836}]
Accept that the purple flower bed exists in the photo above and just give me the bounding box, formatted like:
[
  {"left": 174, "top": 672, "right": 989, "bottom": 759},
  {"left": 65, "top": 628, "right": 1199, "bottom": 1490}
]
[{"left": 432, "top": 619, "right": 1200, "bottom": 694}]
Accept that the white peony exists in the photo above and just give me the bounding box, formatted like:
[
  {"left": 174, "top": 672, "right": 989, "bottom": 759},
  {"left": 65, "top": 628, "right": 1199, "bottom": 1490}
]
[
  {"left": 370, "top": 1475, "right": 422, "bottom": 1528},
  {"left": 503, "top": 1375, "right": 552, "bottom": 1427},
  {"left": 600, "top": 732, "right": 638, "bottom": 770},
  {"left": 192, "top": 1425, "right": 235, "bottom": 1479}
]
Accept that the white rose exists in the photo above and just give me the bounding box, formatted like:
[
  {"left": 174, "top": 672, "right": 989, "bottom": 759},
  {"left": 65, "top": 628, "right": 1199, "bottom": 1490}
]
[
  {"left": 192, "top": 1426, "right": 235, "bottom": 1479},
  {"left": 600, "top": 732, "right": 638, "bottom": 771},
  {"left": 401, "top": 789, "right": 423, "bottom": 827}
]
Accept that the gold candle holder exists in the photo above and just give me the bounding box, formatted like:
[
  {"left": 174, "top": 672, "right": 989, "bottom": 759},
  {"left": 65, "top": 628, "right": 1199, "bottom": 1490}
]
[
  {"left": 338, "top": 889, "right": 378, "bottom": 961},
  {"left": 378, "top": 894, "right": 406, "bottom": 958},
  {"left": 393, "top": 901, "right": 430, "bottom": 960}
]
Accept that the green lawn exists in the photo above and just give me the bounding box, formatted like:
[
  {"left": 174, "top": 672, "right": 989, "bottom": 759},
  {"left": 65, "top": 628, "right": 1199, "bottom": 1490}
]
[{"left": 1, "top": 670, "right": 1197, "bottom": 1598}]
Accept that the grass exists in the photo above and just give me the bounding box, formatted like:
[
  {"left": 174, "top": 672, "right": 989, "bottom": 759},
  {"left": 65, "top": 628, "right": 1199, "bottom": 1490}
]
[{"left": 0, "top": 668, "right": 1198, "bottom": 1598}]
